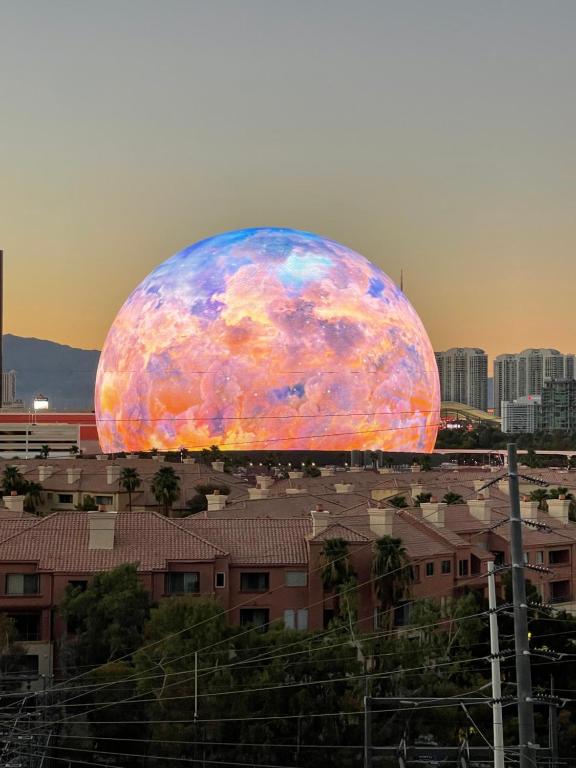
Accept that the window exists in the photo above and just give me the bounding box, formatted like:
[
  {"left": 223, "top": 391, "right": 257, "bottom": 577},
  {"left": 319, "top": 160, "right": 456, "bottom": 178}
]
[
  {"left": 95, "top": 495, "right": 114, "bottom": 506},
  {"left": 410, "top": 565, "right": 420, "bottom": 582},
  {"left": 549, "top": 549, "right": 570, "bottom": 566},
  {"left": 6, "top": 574, "right": 39, "bottom": 596},
  {"left": 550, "top": 580, "right": 571, "bottom": 603},
  {"left": 536, "top": 551, "right": 544, "bottom": 564},
  {"left": 285, "top": 571, "right": 307, "bottom": 587},
  {"left": 239, "top": 608, "right": 269, "bottom": 631},
  {"left": 165, "top": 572, "right": 199, "bottom": 594},
  {"left": 283, "top": 609, "right": 309, "bottom": 630},
  {"left": 458, "top": 559, "right": 469, "bottom": 577},
  {"left": 425, "top": 562, "right": 434, "bottom": 577},
  {"left": 8, "top": 613, "right": 40, "bottom": 641},
  {"left": 57, "top": 494, "right": 73, "bottom": 504},
  {"left": 215, "top": 572, "right": 225, "bottom": 589},
  {"left": 393, "top": 601, "right": 411, "bottom": 627},
  {"left": 523, "top": 552, "right": 529, "bottom": 564},
  {"left": 493, "top": 551, "right": 505, "bottom": 566},
  {"left": 441, "top": 560, "right": 451, "bottom": 574},
  {"left": 240, "top": 572, "right": 269, "bottom": 592}
]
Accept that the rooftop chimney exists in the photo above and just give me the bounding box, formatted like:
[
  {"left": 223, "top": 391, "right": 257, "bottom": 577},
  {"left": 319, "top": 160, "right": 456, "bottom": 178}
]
[
  {"left": 38, "top": 465, "right": 54, "bottom": 481},
  {"left": 369, "top": 507, "right": 394, "bottom": 538},
  {"left": 88, "top": 511, "right": 117, "bottom": 550},
  {"left": 247, "top": 487, "right": 271, "bottom": 500},
  {"left": 519, "top": 500, "right": 539, "bottom": 520},
  {"left": 547, "top": 499, "right": 571, "bottom": 525},
  {"left": 206, "top": 491, "right": 227, "bottom": 512},
  {"left": 467, "top": 498, "right": 491, "bottom": 523},
  {"left": 420, "top": 502, "right": 447, "bottom": 527},
  {"left": 311, "top": 509, "right": 330, "bottom": 536},
  {"left": 334, "top": 483, "right": 353, "bottom": 494},
  {"left": 67, "top": 468, "right": 82, "bottom": 484},
  {"left": 107, "top": 465, "right": 121, "bottom": 485}
]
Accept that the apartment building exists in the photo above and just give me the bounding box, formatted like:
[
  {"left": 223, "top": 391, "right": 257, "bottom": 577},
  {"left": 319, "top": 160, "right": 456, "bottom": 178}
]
[
  {"left": 495, "top": 349, "right": 576, "bottom": 417},
  {"left": 1, "top": 460, "right": 576, "bottom": 684},
  {"left": 435, "top": 348, "right": 488, "bottom": 411}
]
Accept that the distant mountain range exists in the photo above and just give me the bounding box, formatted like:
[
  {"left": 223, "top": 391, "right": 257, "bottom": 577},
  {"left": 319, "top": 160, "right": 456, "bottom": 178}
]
[{"left": 4, "top": 334, "right": 100, "bottom": 411}]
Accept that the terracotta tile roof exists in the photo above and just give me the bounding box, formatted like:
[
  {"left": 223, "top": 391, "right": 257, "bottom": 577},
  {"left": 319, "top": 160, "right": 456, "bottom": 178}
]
[
  {"left": 309, "top": 523, "right": 371, "bottom": 543},
  {"left": 181, "top": 518, "right": 311, "bottom": 565},
  {"left": 0, "top": 511, "right": 226, "bottom": 571}
]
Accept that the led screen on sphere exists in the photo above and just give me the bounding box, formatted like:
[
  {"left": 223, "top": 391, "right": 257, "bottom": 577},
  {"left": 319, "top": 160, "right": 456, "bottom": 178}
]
[{"left": 95, "top": 228, "right": 440, "bottom": 453}]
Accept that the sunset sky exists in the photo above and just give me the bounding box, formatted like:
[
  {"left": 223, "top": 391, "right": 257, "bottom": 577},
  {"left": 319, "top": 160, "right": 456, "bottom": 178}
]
[{"left": 1, "top": 0, "right": 575, "bottom": 363}]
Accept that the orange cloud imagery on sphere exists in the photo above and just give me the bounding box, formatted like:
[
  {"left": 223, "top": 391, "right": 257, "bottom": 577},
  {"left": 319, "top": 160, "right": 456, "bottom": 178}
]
[{"left": 95, "top": 228, "right": 440, "bottom": 453}]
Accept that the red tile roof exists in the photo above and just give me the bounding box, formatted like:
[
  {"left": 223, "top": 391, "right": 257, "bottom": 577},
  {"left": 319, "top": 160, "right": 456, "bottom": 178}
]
[
  {"left": 0, "top": 511, "right": 226, "bottom": 572},
  {"left": 181, "top": 518, "right": 312, "bottom": 565}
]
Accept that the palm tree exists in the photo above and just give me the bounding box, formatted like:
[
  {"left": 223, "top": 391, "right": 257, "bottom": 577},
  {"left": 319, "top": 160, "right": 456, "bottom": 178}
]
[
  {"left": 39, "top": 445, "right": 50, "bottom": 460},
  {"left": 69, "top": 445, "right": 80, "bottom": 457},
  {"left": 547, "top": 487, "right": 573, "bottom": 500},
  {"left": 372, "top": 536, "right": 412, "bottom": 626},
  {"left": 1, "top": 466, "right": 26, "bottom": 495},
  {"left": 23, "top": 482, "right": 43, "bottom": 515},
  {"left": 414, "top": 492, "right": 432, "bottom": 506},
  {"left": 319, "top": 538, "right": 357, "bottom": 620},
  {"left": 529, "top": 488, "right": 549, "bottom": 511},
  {"left": 119, "top": 467, "right": 142, "bottom": 512},
  {"left": 388, "top": 495, "right": 409, "bottom": 509},
  {"left": 442, "top": 492, "right": 464, "bottom": 505},
  {"left": 151, "top": 466, "right": 180, "bottom": 516}
]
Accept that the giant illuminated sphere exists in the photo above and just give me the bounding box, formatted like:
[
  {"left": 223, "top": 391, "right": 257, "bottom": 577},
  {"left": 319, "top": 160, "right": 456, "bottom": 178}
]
[{"left": 95, "top": 228, "right": 440, "bottom": 453}]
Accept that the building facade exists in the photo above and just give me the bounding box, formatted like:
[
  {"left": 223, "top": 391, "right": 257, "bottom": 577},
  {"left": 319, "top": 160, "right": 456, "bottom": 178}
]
[
  {"left": 501, "top": 395, "right": 541, "bottom": 434},
  {"left": 494, "top": 349, "right": 576, "bottom": 416},
  {"left": 541, "top": 379, "right": 576, "bottom": 431},
  {"left": 435, "top": 348, "right": 488, "bottom": 411}
]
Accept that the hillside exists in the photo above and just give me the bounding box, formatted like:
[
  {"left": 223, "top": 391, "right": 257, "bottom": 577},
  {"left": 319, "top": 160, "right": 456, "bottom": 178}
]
[{"left": 3, "top": 334, "right": 100, "bottom": 411}]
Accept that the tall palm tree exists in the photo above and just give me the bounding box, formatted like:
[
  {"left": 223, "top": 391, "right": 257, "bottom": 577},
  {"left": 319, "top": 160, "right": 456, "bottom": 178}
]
[
  {"left": 151, "top": 466, "right": 180, "bottom": 517},
  {"left": 23, "top": 481, "right": 44, "bottom": 515},
  {"left": 372, "top": 536, "right": 412, "bottom": 625},
  {"left": 319, "top": 538, "right": 357, "bottom": 620},
  {"left": 119, "top": 467, "right": 142, "bottom": 512},
  {"left": 2, "top": 466, "right": 26, "bottom": 495}
]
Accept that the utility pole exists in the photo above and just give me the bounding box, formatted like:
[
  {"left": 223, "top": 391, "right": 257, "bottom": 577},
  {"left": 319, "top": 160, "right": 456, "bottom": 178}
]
[
  {"left": 363, "top": 694, "right": 372, "bottom": 768},
  {"left": 487, "top": 561, "right": 505, "bottom": 768},
  {"left": 549, "top": 675, "right": 559, "bottom": 768},
  {"left": 507, "top": 442, "right": 537, "bottom": 768}
]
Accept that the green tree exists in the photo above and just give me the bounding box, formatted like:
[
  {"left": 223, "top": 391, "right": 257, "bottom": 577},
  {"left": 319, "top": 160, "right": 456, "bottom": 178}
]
[
  {"left": 119, "top": 467, "right": 142, "bottom": 512},
  {"left": 529, "top": 488, "right": 549, "bottom": 511},
  {"left": 319, "top": 538, "right": 357, "bottom": 621},
  {"left": 76, "top": 494, "right": 98, "bottom": 511},
  {"left": 372, "top": 536, "right": 412, "bottom": 625},
  {"left": 39, "top": 444, "right": 50, "bottom": 459},
  {"left": 1, "top": 465, "right": 27, "bottom": 495},
  {"left": 23, "top": 481, "right": 44, "bottom": 514},
  {"left": 134, "top": 598, "right": 230, "bottom": 763},
  {"left": 69, "top": 444, "right": 80, "bottom": 457},
  {"left": 442, "top": 491, "right": 464, "bottom": 505},
  {"left": 60, "top": 563, "right": 151, "bottom": 670},
  {"left": 151, "top": 466, "right": 181, "bottom": 516},
  {"left": 414, "top": 492, "right": 433, "bottom": 506},
  {"left": 388, "top": 494, "right": 409, "bottom": 508}
]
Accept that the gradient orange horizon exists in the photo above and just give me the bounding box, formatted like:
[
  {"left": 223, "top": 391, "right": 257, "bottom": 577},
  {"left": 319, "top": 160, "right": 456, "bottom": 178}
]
[{"left": 2, "top": 1, "right": 576, "bottom": 366}]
